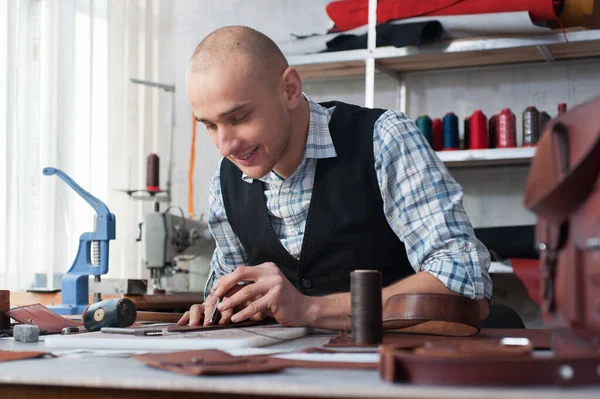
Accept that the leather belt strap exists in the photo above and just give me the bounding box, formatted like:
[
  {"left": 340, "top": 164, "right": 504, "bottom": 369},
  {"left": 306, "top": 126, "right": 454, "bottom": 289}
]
[
  {"left": 379, "top": 343, "right": 600, "bottom": 387},
  {"left": 382, "top": 293, "right": 480, "bottom": 336}
]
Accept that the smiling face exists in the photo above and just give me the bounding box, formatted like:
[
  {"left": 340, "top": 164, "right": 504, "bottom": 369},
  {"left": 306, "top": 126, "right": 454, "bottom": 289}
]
[{"left": 187, "top": 57, "right": 292, "bottom": 179}]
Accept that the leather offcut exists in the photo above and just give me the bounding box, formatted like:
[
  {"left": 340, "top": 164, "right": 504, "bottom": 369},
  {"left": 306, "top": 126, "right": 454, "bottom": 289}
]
[{"left": 5, "top": 303, "right": 80, "bottom": 334}]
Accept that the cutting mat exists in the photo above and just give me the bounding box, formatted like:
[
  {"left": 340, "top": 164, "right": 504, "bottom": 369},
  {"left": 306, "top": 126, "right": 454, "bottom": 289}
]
[{"left": 44, "top": 324, "right": 309, "bottom": 351}]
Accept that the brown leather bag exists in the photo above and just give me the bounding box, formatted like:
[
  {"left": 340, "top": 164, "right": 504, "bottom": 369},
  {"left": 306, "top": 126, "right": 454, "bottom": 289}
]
[{"left": 380, "top": 96, "right": 600, "bottom": 386}]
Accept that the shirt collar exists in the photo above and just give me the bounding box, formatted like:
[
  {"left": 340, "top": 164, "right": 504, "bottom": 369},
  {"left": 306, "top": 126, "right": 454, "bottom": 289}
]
[{"left": 240, "top": 94, "right": 337, "bottom": 183}]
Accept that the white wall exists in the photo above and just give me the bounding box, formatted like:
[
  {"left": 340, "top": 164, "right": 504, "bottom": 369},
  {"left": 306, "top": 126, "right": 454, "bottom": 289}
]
[{"left": 171, "top": 0, "right": 600, "bottom": 228}]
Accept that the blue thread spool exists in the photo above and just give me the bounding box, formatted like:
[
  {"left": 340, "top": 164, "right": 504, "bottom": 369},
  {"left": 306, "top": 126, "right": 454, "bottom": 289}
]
[
  {"left": 415, "top": 114, "right": 433, "bottom": 147},
  {"left": 442, "top": 112, "right": 459, "bottom": 150}
]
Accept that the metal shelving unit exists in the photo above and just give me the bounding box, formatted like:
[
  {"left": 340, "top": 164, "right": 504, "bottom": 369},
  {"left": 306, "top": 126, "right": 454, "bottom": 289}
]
[
  {"left": 436, "top": 147, "right": 536, "bottom": 167},
  {"left": 286, "top": 0, "right": 600, "bottom": 168},
  {"left": 287, "top": 28, "right": 600, "bottom": 79}
]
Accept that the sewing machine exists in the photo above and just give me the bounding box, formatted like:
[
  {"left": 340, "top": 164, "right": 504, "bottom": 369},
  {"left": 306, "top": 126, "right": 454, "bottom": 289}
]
[{"left": 139, "top": 207, "right": 214, "bottom": 293}]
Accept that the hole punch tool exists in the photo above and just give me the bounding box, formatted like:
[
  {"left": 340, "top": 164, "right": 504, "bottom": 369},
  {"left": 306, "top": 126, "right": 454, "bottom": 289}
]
[{"left": 43, "top": 167, "right": 116, "bottom": 315}]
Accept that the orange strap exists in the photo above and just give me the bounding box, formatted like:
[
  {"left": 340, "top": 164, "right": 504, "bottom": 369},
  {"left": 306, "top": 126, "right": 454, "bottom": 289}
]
[{"left": 188, "top": 114, "right": 197, "bottom": 218}]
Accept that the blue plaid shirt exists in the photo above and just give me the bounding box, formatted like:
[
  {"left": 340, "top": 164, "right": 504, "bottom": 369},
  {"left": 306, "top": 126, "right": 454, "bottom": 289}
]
[{"left": 205, "top": 96, "right": 492, "bottom": 301}]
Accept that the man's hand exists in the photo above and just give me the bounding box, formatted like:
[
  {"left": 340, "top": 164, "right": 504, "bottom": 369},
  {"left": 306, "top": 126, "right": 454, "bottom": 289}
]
[
  {"left": 177, "top": 282, "right": 260, "bottom": 327},
  {"left": 212, "top": 262, "right": 312, "bottom": 327}
]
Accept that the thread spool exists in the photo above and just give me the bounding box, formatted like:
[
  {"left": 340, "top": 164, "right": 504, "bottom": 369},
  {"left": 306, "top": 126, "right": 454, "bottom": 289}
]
[
  {"left": 432, "top": 118, "right": 443, "bottom": 151},
  {"left": 497, "top": 108, "right": 517, "bottom": 148},
  {"left": 469, "top": 110, "right": 488, "bottom": 149},
  {"left": 522, "top": 106, "right": 541, "bottom": 147},
  {"left": 558, "top": 103, "right": 567, "bottom": 114},
  {"left": 351, "top": 270, "right": 382, "bottom": 345},
  {"left": 146, "top": 153, "right": 160, "bottom": 193},
  {"left": 416, "top": 115, "right": 433, "bottom": 147},
  {"left": 442, "top": 112, "right": 459, "bottom": 150},
  {"left": 488, "top": 115, "right": 498, "bottom": 149},
  {"left": 540, "top": 111, "right": 551, "bottom": 130},
  {"left": 463, "top": 117, "right": 470, "bottom": 150}
]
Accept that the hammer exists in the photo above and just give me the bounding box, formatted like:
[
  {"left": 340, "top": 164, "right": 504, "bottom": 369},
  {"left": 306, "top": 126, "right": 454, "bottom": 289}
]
[{"left": 82, "top": 298, "right": 137, "bottom": 332}]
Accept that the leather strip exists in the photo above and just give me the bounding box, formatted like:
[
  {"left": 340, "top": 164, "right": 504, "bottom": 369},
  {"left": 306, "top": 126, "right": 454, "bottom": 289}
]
[
  {"left": 379, "top": 344, "right": 600, "bottom": 387},
  {"left": 326, "top": 328, "right": 552, "bottom": 349},
  {"left": 382, "top": 293, "right": 480, "bottom": 336},
  {"left": 167, "top": 318, "right": 271, "bottom": 333}
]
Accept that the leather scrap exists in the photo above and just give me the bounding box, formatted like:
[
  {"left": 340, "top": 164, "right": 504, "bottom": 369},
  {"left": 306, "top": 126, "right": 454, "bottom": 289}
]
[
  {"left": 5, "top": 303, "right": 79, "bottom": 334},
  {"left": 0, "top": 350, "right": 53, "bottom": 362},
  {"left": 133, "top": 349, "right": 378, "bottom": 376},
  {"left": 132, "top": 350, "right": 285, "bottom": 376}
]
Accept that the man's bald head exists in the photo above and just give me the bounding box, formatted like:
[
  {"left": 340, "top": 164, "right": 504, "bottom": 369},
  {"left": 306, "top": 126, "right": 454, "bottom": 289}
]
[{"left": 188, "top": 26, "right": 289, "bottom": 87}]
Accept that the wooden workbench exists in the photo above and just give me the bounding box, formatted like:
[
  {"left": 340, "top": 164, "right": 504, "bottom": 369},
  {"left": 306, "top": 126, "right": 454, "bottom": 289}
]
[
  {"left": 9, "top": 291, "right": 204, "bottom": 311},
  {"left": 0, "top": 332, "right": 599, "bottom": 399}
]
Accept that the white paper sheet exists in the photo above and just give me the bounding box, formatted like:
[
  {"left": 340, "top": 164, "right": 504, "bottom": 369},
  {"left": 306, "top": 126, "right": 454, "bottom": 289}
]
[{"left": 44, "top": 326, "right": 309, "bottom": 351}]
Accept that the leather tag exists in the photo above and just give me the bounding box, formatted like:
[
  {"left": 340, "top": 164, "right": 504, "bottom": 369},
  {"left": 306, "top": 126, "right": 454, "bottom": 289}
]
[{"left": 5, "top": 303, "right": 79, "bottom": 334}]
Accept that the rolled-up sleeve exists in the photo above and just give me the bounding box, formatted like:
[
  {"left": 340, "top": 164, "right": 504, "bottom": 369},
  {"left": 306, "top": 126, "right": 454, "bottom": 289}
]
[
  {"left": 203, "top": 159, "right": 249, "bottom": 299},
  {"left": 373, "top": 111, "right": 492, "bottom": 300}
]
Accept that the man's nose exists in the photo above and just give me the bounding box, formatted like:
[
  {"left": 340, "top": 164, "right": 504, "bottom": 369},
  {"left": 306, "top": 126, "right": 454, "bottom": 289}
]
[{"left": 217, "top": 126, "right": 239, "bottom": 157}]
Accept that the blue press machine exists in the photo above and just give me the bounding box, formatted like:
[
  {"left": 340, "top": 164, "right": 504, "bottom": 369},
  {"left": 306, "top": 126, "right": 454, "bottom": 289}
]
[{"left": 43, "top": 167, "right": 116, "bottom": 315}]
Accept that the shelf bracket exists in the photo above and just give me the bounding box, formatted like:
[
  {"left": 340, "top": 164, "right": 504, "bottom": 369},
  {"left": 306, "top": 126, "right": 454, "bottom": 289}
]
[
  {"left": 536, "top": 45, "right": 554, "bottom": 62},
  {"left": 375, "top": 61, "right": 403, "bottom": 82}
]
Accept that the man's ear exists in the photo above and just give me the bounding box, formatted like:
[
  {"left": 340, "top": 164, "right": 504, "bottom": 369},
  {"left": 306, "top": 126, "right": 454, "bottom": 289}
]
[{"left": 281, "top": 67, "right": 303, "bottom": 110}]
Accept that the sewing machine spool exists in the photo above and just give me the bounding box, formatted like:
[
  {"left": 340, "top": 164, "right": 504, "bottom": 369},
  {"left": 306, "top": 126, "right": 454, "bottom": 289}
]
[{"left": 351, "top": 270, "right": 382, "bottom": 344}]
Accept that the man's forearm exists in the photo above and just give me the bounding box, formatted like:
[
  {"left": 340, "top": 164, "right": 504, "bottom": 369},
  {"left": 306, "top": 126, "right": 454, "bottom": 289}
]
[{"left": 304, "top": 272, "right": 489, "bottom": 330}]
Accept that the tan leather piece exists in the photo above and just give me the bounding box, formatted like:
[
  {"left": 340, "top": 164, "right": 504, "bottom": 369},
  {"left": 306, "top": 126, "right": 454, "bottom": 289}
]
[
  {"left": 382, "top": 293, "right": 480, "bottom": 336},
  {"left": 5, "top": 303, "right": 79, "bottom": 334},
  {"left": 326, "top": 328, "right": 552, "bottom": 349},
  {"left": 0, "top": 350, "right": 53, "bottom": 362}
]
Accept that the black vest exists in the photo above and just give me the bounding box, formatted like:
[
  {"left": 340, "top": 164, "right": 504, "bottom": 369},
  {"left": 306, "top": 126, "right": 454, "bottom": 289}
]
[{"left": 220, "top": 101, "right": 414, "bottom": 296}]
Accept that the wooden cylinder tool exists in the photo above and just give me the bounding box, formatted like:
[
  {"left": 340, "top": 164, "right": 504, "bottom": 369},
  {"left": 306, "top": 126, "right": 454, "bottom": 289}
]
[
  {"left": 83, "top": 298, "right": 137, "bottom": 332},
  {"left": 351, "top": 270, "right": 382, "bottom": 345}
]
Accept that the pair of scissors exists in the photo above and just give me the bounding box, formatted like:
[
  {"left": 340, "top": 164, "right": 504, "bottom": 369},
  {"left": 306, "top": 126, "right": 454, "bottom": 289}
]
[{"left": 208, "top": 280, "right": 254, "bottom": 325}]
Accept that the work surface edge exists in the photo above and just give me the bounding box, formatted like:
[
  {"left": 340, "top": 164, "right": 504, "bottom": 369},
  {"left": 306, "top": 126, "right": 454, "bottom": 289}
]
[{"left": 1, "top": 334, "right": 600, "bottom": 399}]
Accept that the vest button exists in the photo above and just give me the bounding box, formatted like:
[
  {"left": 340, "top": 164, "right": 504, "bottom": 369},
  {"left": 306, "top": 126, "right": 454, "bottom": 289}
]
[{"left": 302, "top": 279, "right": 313, "bottom": 289}]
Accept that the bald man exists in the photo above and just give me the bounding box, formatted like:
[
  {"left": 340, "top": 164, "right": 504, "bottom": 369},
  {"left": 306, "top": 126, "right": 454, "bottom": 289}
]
[{"left": 179, "top": 26, "right": 492, "bottom": 331}]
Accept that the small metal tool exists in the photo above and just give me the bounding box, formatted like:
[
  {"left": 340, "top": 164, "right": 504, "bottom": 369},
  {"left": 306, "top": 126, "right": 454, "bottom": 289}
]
[
  {"left": 101, "top": 327, "right": 163, "bottom": 336},
  {"left": 61, "top": 327, "right": 81, "bottom": 335},
  {"left": 208, "top": 280, "right": 254, "bottom": 325}
]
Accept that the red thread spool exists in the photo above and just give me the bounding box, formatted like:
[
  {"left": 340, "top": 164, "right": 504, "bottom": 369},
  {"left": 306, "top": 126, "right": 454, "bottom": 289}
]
[
  {"left": 497, "top": 108, "right": 517, "bottom": 148},
  {"left": 432, "top": 118, "right": 443, "bottom": 151},
  {"left": 146, "top": 153, "right": 160, "bottom": 193},
  {"left": 469, "top": 110, "right": 488, "bottom": 149},
  {"left": 558, "top": 103, "right": 567, "bottom": 114}
]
